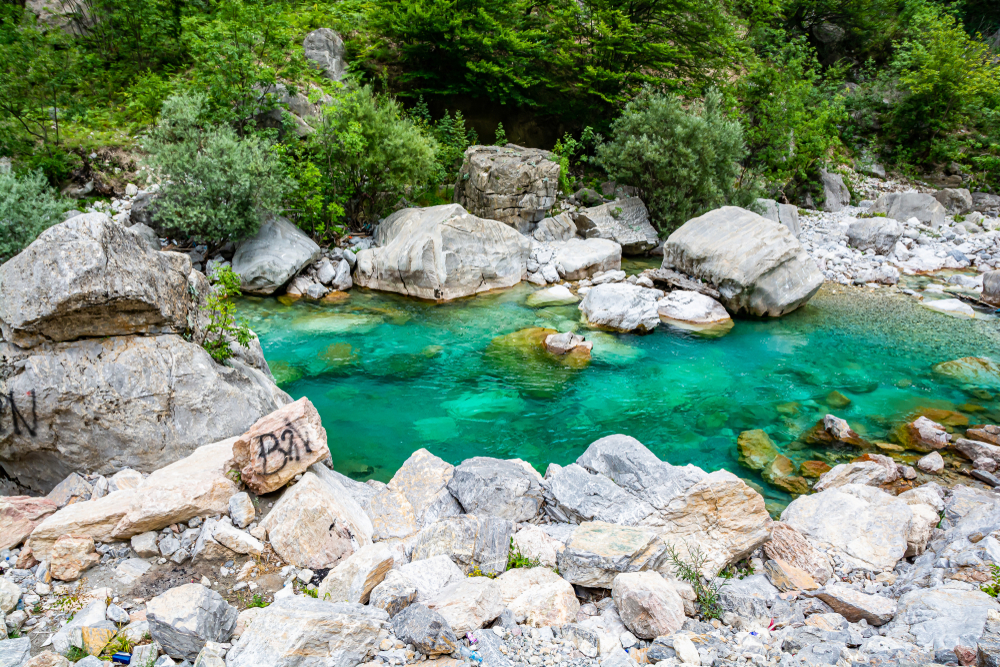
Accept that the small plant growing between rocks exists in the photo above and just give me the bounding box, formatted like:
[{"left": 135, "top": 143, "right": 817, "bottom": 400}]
[
  {"left": 983, "top": 564, "right": 1000, "bottom": 598},
  {"left": 246, "top": 593, "right": 269, "bottom": 608},
  {"left": 664, "top": 544, "right": 727, "bottom": 620},
  {"left": 505, "top": 538, "right": 540, "bottom": 571},
  {"left": 202, "top": 265, "right": 255, "bottom": 363}
]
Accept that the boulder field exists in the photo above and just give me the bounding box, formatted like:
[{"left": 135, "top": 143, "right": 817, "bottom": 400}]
[{"left": 0, "top": 397, "right": 998, "bottom": 667}]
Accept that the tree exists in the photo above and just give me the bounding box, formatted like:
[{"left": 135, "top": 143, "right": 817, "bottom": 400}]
[
  {"left": 0, "top": 168, "right": 67, "bottom": 263},
  {"left": 310, "top": 86, "right": 438, "bottom": 228},
  {"left": 597, "top": 87, "right": 756, "bottom": 234},
  {"left": 144, "top": 93, "right": 290, "bottom": 243}
]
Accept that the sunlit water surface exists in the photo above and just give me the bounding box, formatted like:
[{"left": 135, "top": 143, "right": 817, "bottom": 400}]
[{"left": 238, "top": 264, "right": 1000, "bottom": 509}]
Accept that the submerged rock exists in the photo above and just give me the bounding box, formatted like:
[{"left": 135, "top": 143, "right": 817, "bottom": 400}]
[
  {"left": 895, "top": 416, "right": 950, "bottom": 452},
  {"left": 661, "top": 206, "right": 823, "bottom": 316},
  {"left": 656, "top": 290, "right": 733, "bottom": 337},
  {"left": 526, "top": 285, "right": 578, "bottom": 307},
  {"left": 355, "top": 204, "right": 530, "bottom": 300},
  {"left": 932, "top": 357, "right": 1000, "bottom": 387},
  {"left": 737, "top": 430, "right": 779, "bottom": 472}
]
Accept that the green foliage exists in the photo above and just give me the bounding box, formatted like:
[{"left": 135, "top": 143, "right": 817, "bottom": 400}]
[
  {"left": 984, "top": 563, "right": 1000, "bottom": 598},
  {"left": 738, "top": 33, "right": 846, "bottom": 192},
  {"left": 201, "top": 265, "right": 255, "bottom": 363},
  {"left": 65, "top": 647, "right": 89, "bottom": 662},
  {"left": 597, "top": 87, "right": 757, "bottom": 234},
  {"left": 104, "top": 634, "right": 135, "bottom": 655},
  {"left": 407, "top": 97, "right": 478, "bottom": 181},
  {"left": 0, "top": 168, "right": 67, "bottom": 263},
  {"left": 311, "top": 86, "right": 437, "bottom": 228},
  {"left": 302, "top": 587, "right": 318, "bottom": 598},
  {"left": 494, "top": 122, "right": 507, "bottom": 146},
  {"left": 506, "top": 538, "right": 541, "bottom": 570},
  {"left": 664, "top": 544, "right": 726, "bottom": 620},
  {"left": 246, "top": 593, "right": 269, "bottom": 608},
  {"left": 468, "top": 565, "right": 497, "bottom": 579},
  {"left": 145, "top": 93, "right": 290, "bottom": 242}
]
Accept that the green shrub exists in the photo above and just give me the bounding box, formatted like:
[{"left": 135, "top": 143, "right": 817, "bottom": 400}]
[
  {"left": 0, "top": 168, "right": 67, "bottom": 263},
  {"left": 311, "top": 85, "right": 438, "bottom": 228},
  {"left": 664, "top": 544, "right": 726, "bottom": 620},
  {"left": 201, "top": 265, "right": 255, "bottom": 363},
  {"left": 597, "top": 87, "right": 756, "bottom": 234},
  {"left": 407, "top": 97, "right": 478, "bottom": 181},
  {"left": 145, "top": 93, "right": 290, "bottom": 243}
]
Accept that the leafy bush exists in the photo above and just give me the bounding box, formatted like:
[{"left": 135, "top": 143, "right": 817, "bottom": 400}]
[
  {"left": 597, "top": 87, "right": 756, "bottom": 234},
  {"left": 145, "top": 93, "right": 290, "bottom": 242},
  {"left": 311, "top": 86, "right": 438, "bottom": 228},
  {"left": 201, "top": 265, "right": 255, "bottom": 363},
  {"left": 664, "top": 544, "right": 726, "bottom": 620},
  {"left": 407, "top": 97, "right": 478, "bottom": 181},
  {"left": 505, "top": 538, "right": 541, "bottom": 570},
  {"left": 0, "top": 168, "right": 67, "bottom": 263}
]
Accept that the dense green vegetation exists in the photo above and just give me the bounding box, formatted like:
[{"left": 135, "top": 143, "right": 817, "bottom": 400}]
[{"left": 1, "top": 0, "right": 999, "bottom": 245}]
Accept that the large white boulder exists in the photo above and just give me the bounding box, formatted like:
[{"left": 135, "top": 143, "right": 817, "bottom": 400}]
[
  {"left": 386, "top": 449, "right": 463, "bottom": 529},
  {"left": 579, "top": 283, "right": 661, "bottom": 333},
  {"left": 661, "top": 206, "right": 823, "bottom": 316},
  {"left": 871, "top": 192, "right": 946, "bottom": 228},
  {"left": 757, "top": 198, "right": 800, "bottom": 237},
  {"left": 847, "top": 217, "right": 903, "bottom": 255},
  {"left": 446, "top": 457, "right": 546, "bottom": 523},
  {"left": 453, "top": 145, "right": 559, "bottom": 233},
  {"left": 611, "top": 571, "right": 686, "bottom": 639},
  {"left": 232, "top": 216, "right": 321, "bottom": 295},
  {"left": 355, "top": 204, "right": 530, "bottom": 301},
  {"left": 574, "top": 198, "right": 658, "bottom": 255},
  {"left": 819, "top": 170, "right": 851, "bottom": 212},
  {"left": 551, "top": 238, "right": 622, "bottom": 280}
]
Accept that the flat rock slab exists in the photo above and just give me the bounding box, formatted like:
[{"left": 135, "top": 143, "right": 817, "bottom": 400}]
[
  {"left": 813, "top": 583, "right": 896, "bottom": 626},
  {"left": 892, "top": 588, "right": 1000, "bottom": 651},
  {"left": 232, "top": 397, "right": 329, "bottom": 494},
  {"left": 557, "top": 521, "right": 665, "bottom": 588}
]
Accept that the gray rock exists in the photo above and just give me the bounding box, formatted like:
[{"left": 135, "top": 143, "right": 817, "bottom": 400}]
[
  {"left": 578, "top": 283, "right": 661, "bottom": 333},
  {"left": 396, "top": 555, "right": 465, "bottom": 603},
  {"left": 532, "top": 213, "right": 577, "bottom": 242},
  {"left": 661, "top": 206, "right": 823, "bottom": 316},
  {"left": 147, "top": 583, "right": 238, "bottom": 660},
  {"left": 974, "top": 192, "right": 1000, "bottom": 212},
  {"left": 819, "top": 170, "right": 851, "bottom": 213},
  {"left": 391, "top": 603, "right": 458, "bottom": 656},
  {"left": 0, "top": 212, "right": 196, "bottom": 348},
  {"left": 574, "top": 198, "right": 658, "bottom": 255},
  {"left": 225, "top": 596, "right": 387, "bottom": 667},
  {"left": 718, "top": 574, "right": 779, "bottom": 620},
  {"left": 552, "top": 238, "right": 622, "bottom": 280},
  {"left": 106, "top": 603, "right": 129, "bottom": 624},
  {"left": 302, "top": 28, "right": 345, "bottom": 81},
  {"left": 891, "top": 587, "right": 1000, "bottom": 651},
  {"left": 160, "top": 536, "right": 180, "bottom": 557},
  {"left": 132, "top": 643, "right": 158, "bottom": 667},
  {"left": 130, "top": 222, "right": 161, "bottom": 251},
  {"left": 871, "top": 192, "right": 947, "bottom": 228},
  {"left": 386, "top": 449, "right": 463, "bottom": 529},
  {"left": 0, "top": 334, "right": 289, "bottom": 493},
  {"left": 232, "top": 216, "right": 322, "bottom": 295},
  {"left": 980, "top": 634, "right": 1000, "bottom": 667},
  {"left": 355, "top": 204, "right": 530, "bottom": 301},
  {"left": 982, "top": 271, "right": 1000, "bottom": 307},
  {"left": 469, "top": 627, "right": 514, "bottom": 667},
  {"left": 453, "top": 145, "right": 559, "bottom": 233},
  {"left": 796, "top": 641, "right": 845, "bottom": 665},
  {"left": 228, "top": 492, "right": 255, "bottom": 529},
  {"left": 757, "top": 199, "right": 800, "bottom": 238},
  {"left": 330, "top": 259, "right": 352, "bottom": 292},
  {"left": 812, "top": 583, "right": 896, "bottom": 626},
  {"left": 933, "top": 188, "right": 974, "bottom": 215},
  {"left": 51, "top": 599, "right": 106, "bottom": 655},
  {"left": 46, "top": 472, "right": 93, "bottom": 508},
  {"left": 557, "top": 521, "right": 666, "bottom": 588},
  {"left": 369, "top": 570, "right": 417, "bottom": 618},
  {"left": 543, "top": 463, "right": 655, "bottom": 525},
  {"left": 0, "top": 637, "right": 29, "bottom": 667},
  {"left": 410, "top": 514, "right": 513, "bottom": 576},
  {"left": 447, "top": 457, "right": 546, "bottom": 522},
  {"left": 847, "top": 217, "right": 903, "bottom": 255}
]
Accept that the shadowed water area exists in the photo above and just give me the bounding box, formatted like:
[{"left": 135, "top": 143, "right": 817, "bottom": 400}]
[{"left": 238, "top": 266, "right": 1000, "bottom": 510}]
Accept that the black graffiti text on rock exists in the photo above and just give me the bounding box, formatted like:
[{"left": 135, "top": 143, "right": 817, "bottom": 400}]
[
  {"left": 255, "top": 419, "right": 314, "bottom": 476},
  {"left": 0, "top": 390, "right": 37, "bottom": 438}
]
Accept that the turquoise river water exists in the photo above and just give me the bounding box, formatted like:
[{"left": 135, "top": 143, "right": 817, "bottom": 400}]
[{"left": 238, "top": 263, "right": 1000, "bottom": 509}]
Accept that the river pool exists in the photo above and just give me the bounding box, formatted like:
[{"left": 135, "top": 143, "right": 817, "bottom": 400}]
[{"left": 237, "top": 268, "right": 1000, "bottom": 510}]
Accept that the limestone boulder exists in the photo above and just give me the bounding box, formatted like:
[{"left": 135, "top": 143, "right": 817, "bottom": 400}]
[
  {"left": 763, "top": 558, "right": 819, "bottom": 592},
  {"left": 317, "top": 543, "right": 394, "bottom": 604},
  {"left": 46, "top": 473, "right": 93, "bottom": 508},
  {"left": 453, "top": 145, "right": 559, "bottom": 233},
  {"left": 532, "top": 214, "right": 577, "bottom": 243},
  {"left": 355, "top": 204, "right": 530, "bottom": 301},
  {"left": 579, "top": 283, "right": 661, "bottom": 333},
  {"left": 0, "top": 213, "right": 195, "bottom": 348},
  {"left": 111, "top": 437, "right": 239, "bottom": 538},
  {"left": 551, "top": 238, "right": 622, "bottom": 280},
  {"left": 661, "top": 206, "right": 823, "bottom": 316},
  {"left": 226, "top": 596, "right": 387, "bottom": 667},
  {"left": 369, "top": 570, "right": 417, "bottom": 618},
  {"left": 819, "top": 170, "right": 851, "bottom": 212},
  {"left": 737, "top": 430, "right": 779, "bottom": 472},
  {"left": 757, "top": 198, "right": 800, "bottom": 237},
  {"left": 611, "top": 571, "right": 685, "bottom": 639},
  {"left": 0, "top": 580, "right": 19, "bottom": 613},
  {"left": 813, "top": 583, "right": 896, "bottom": 626},
  {"left": 302, "top": 28, "right": 345, "bottom": 81},
  {"left": 932, "top": 357, "right": 1000, "bottom": 387},
  {"left": 983, "top": 272, "right": 1000, "bottom": 307},
  {"left": 656, "top": 290, "right": 733, "bottom": 337},
  {"left": 212, "top": 522, "right": 264, "bottom": 556},
  {"left": 387, "top": 449, "right": 463, "bottom": 529},
  {"left": 557, "top": 521, "right": 666, "bottom": 588},
  {"left": 49, "top": 535, "right": 100, "bottom": 581},
  {"left": 447, "top": 457, "right": 546, "bottom": 522},
  {"left": 0, "top": 638, "right": 30, "bottom": 667},
  {"left": 781, "top": 484, "right": 915, "bottom": 571},
  {"left": 426, "top": 576, "right": 503, "bottom": 635},
  {"left": 897, "top": 416, "right": 950, "bottom": 452},
  {"left": 847, "top": 218, "right": 903, "bottom": 255},
  {"left": 955, "top": 438, "right": 1000, "bottom": 468},
  {"left": 495, "top": 567, "right": 579, "bottom": 627},
  {"left": 232, "top": 397, "right": 328, "bottom": 495},
  {"left": 260, "top": 472, "right": 373, "bottom": 570},
  {"left": 574, "top": 198, "right": 658, "bottom": 255},
  {"left": 512, "top": 524, "right": 565, "bottom": 568},
  {"left": 397, "top": 555, "right": 466, "bottom": 603},
  {"left": 891, "top": 588, "right": 999, "bottom": 651},
  {"left": 28, "top": 491, "right": 133, "bottom": 561},
  {"left": 543, "top": 463, "right": 654, "bottom": 526},
  {"left": 932, "top": 188, "right": 974, "bottom": 215},
  {"left": 232, "top": 216, "right": 321, "bottom": 295},
  {"left": 391, "top": 604, "right": 457, "bottom": 656},
  {"left": 526, "top": 285, "right": 578, "bottom": 308},
  {"left": 410, "top": 514, "right": 513, "bottom": 576},
  {"left": 871, "top": 192, "right": 946, "bottom": 228},
  {"left": 0, "top": 334, "right": 289, "bottom": 493},
  {"left": 147, "top": 584, "right": 237, "bottom": 661},
  {"left": 0, "top": 496, "right": 57, "bottom": 551},
  {"left": 50, "top": 598, "right": 106, "bottom": 655},
  {"left": 813, "top": 455, "right": 899, "bottom": 492},
  {"left": 916, "top": 451, "right": 944, "bottom": 474},
  {"left": 763, "top": 523, "right": 832, "bottom": 585}
]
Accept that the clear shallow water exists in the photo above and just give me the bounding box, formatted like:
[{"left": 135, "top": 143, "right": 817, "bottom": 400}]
[{"left": 238, "top": 273, "right": 1000, "bottom": 509}]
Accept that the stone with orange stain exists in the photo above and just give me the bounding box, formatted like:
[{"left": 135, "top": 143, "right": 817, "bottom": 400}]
[
  {"left": 800, "top": 461, "right": 831, "bottom": 478},
  {"left": 763, "top": 558, "right": 819, "bottom": 591},
  {"left": 49, "top": 535, "right": 100, "bottom": 581},
  {"left": 763, "top": 455, "right": 810, "bottom": 495}
]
